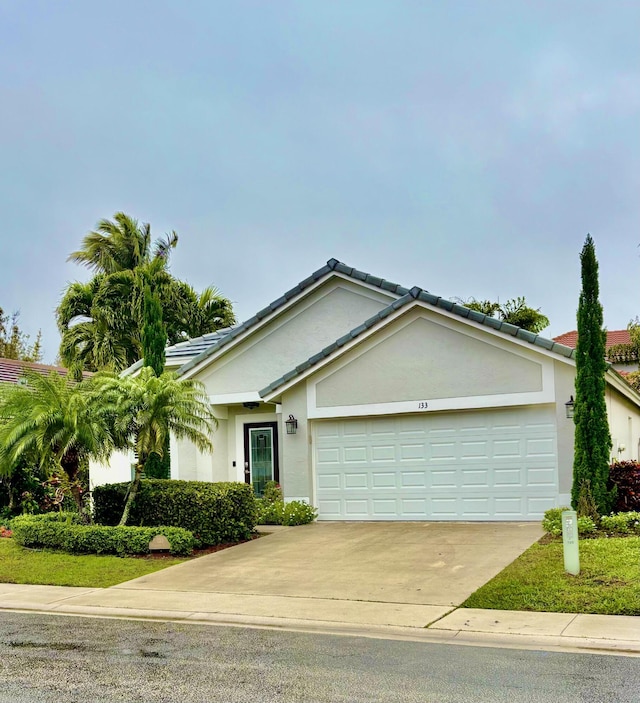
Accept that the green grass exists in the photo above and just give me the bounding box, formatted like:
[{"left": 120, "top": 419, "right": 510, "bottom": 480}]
[
  {"left": 0, "top": 539, "right": 187, "bottom": 588},
  {"left": 463, "top": 537, "right": 640, "bottom": 616}
]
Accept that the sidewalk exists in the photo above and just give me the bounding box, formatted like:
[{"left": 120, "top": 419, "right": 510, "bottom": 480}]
[{"left": 1, "top": 582, "right": 638, "bottom": 657}]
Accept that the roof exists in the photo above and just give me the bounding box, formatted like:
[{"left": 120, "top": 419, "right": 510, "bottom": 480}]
[
  {"left": 175, "top": 258, "right": 409, "bottom": 377},
  {"left": 260, "top": 287, "right": 576, "bottom": 398},
  {"left": 124, "top": 328, "right": 235, "bottom": 376},
  {"left": 553, "top": 329, "right": 632, "bottom": 349},
  {"left": 0, "top": 358, "right": 91, "bottom": 384}
]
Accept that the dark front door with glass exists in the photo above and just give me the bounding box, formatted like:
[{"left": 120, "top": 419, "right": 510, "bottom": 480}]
[{"left": 243, "top": 422, "right": 279, "bottom": 497}]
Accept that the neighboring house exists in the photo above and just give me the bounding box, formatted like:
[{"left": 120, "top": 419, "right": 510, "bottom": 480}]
[
  {"left": 91, "top": 259, "right": 640, "bottom": 521},
  {"left": 0, "top": 357, "right": 90, "bottom": 384},
  {"left": 553, "top": 329, "right": 638, "bottom": 374}
]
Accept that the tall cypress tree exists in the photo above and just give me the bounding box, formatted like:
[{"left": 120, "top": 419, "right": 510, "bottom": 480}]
[
  {"left": 141, "top": 284, "right": 166, "bottom": 377},
  {"left": 571, "top": 234, "right": 615, "bottom": 514},
  {"left": 141, "top": 284, "right": 171, "bottom": 478}
]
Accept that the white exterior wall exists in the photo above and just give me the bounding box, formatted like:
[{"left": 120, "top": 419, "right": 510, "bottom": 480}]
[
  {"left": 607, "top": 382, "right": 640, "bottom": 461},
  {"left": 195, "top": 279, "right": 396, "bottom": 397},
  {"left": 279, "top": 383, "right": 312, "bottom": 502},
  {"left": 552, "top": 361, "right": 577, "bottom": 503},
  {"left": 90, "top": 451, "right": 131, "bottom": 490},
  {"left": 315, "top": 312, "right": 544, "bottom": 407}
]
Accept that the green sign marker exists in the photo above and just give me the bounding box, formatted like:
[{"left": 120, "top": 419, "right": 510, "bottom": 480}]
[{"left": 562, "top": 510, "right": 580, "bottom": 576}]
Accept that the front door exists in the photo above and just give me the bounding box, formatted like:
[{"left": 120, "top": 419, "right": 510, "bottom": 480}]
[{"left": 243, "top": 422, "right": 279, "bottom": 496}]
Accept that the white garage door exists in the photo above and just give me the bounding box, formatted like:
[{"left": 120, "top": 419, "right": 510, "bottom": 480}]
[{"left": 314, "top": 406, "right": 558, "bottom": 520}]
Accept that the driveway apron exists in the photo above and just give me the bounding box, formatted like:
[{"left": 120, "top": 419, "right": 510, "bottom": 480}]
[{"left": 108, "top": 522, "right": 542, "bottom": 606}]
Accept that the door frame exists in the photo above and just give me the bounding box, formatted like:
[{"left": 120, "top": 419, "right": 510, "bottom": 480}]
[{"left": 243, "top": 422, "right": 280, "bottom": 488}]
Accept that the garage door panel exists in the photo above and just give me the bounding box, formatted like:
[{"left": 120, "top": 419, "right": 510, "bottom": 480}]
[
  {"left": 526, "top": 437, "right": 556, "bottom": 456},
  {"left": 401, "top": 498, "right": 428, "bottom": 515},
  {"left": 431, "top": 469, "right": 457, "bottom": 487},
  {"left": 493, "top": 468, "right": 523, "bottom": 486},
  {"left": 526, "top": 467, "right": 556, "bottom": 486},
  {"left": 371, "top": 445, "right": 396, "bottom": 461},
  {"left": 398, "top": 443, "right": 425, "bottom": 460},
  {"left": 344, "top": 472, "right": 368, "bottom": 489},
  {"left": 315, "top": 407, "right": 558, "bottom": 521},
  {"left": 343, "top": 446, "right": 368, "bottom": 463},
  {"left": 401, "top": 471, "right": 426, "bottom": 487},
  {"left": 317, "top": 473, "right": 341, "bottom": 490}
]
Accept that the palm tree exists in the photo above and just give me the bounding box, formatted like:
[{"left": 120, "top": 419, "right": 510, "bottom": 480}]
[
  {"left": 57, "top": 213, "right": 236, "bottom": 375},
  {"left": 67, "top": 212, "right": 178, "bottom": 275},
  {"left": 0, "top": 371, "right": 116, "bottom": 516},
  {"left": 93, "top": 367, "right": 216, "bottom": 526}
]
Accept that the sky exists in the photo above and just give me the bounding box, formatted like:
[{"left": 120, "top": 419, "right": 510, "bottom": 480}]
[{"left": 0, "top": 1, "right": 638, "bottom": 363}]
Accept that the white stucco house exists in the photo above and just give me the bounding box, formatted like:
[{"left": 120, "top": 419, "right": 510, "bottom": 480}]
[{"left": 91, "top": 259, "right": 640, "bottom": 521}]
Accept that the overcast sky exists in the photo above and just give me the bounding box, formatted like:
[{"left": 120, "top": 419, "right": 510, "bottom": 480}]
[{"left": 1, "top": 1, "right": 638, "bottom": 363}]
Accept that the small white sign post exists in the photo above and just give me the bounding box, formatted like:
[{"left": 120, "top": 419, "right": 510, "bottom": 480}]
[{"left": 562, "top": 510, "right": 580, "bottom": 576}]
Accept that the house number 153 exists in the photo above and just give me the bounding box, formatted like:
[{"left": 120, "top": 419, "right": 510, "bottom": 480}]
[{"left": 418, "top": 402, "right": 429, "bottom": 409}]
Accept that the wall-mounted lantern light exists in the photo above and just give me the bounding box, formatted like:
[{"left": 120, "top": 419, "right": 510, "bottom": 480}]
[
  {"left": 285, "top": 414, "right": 298, "bottom": 435},
  {"left": 565, "top": 395, "right": 575, "bottom": 419}
]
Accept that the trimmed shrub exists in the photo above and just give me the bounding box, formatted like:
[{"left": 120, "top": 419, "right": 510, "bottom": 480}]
[
  {"left": 11, "top": 514, "right": 194, "bottom": 555},
  {"left": 541, "top": 507, "right": 596, "bottom": 537},
  {"left": 256, "top": 499, "right": 284, "bottom": 525},
  {"left": 256, "top": 498, "right": 317, "bottom": 526},
  {"left": 10, "top": 511, "right": 83, "bottom": 528},
  {"left": 92, "top": 480, "right": 257, "bottom": 546},
  {"left": 282, "top": 501, "right": 318, "bottom": 526},
  {"left": 600, "top": 511, "right": 640, "bottom": 535},
  {"left": 609, "top": 461, "right": 640, "bottom": 512}
]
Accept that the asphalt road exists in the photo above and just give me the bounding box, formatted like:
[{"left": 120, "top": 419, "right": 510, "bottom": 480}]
[{"left": 0, "top": 613, "right": 637, "bottom": 702}]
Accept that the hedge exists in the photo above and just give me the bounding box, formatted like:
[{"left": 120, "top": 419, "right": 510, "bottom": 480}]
[
  {"left": 11, "top": 514, "right": 194, "bottom": 556},
  {"left": 92, "top": 480, "right": 257, "bottom": 546}
]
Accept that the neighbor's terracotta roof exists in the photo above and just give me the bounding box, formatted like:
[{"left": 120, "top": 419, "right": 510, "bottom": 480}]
[
  {"left": 0, "top": 358, "right": 91, "bottom": 384},
  {"left": 553, "top": 330, "right": 632, "bottom": 349}
]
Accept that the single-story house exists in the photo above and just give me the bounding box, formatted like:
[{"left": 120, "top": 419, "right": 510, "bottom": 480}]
[
  {"left": 91, "top": 259, "right": 640, "bottom": 521},
  {"left": 553, "top": 329, "right": 638, "bottom": 374}
]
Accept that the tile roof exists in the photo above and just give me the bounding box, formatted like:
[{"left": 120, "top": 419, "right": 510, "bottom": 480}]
[
  {"left": 0, "top": 358, "right": 91, "bottom": 384},
  {"left": 174, "top": 259, "right": 409, "bottom": 377},
  {"left": 124, "top": 328, "right": 236, "bottom": 376},
  {"left": 553, "top": 330, "right": 632, "bottom": 349},
  {"left": 260, "top": 287, "right": 576, "bottom": 398}
]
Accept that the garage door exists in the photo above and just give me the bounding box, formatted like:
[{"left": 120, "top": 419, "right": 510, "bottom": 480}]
[{"left": 314, "top": 406, "right": 558, "bottom": 520}]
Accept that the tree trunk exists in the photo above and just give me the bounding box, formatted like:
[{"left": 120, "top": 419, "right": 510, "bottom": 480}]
[
  {"left": 60, "top": 457, "right": 85, "bottom": 518},
  {"left": 119, "top": 462, "right": 144, "bottom": 527}
]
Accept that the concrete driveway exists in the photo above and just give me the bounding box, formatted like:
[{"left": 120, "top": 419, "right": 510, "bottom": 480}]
[{"left": 57, "top": 522, "right": 542, "bottom": 627}]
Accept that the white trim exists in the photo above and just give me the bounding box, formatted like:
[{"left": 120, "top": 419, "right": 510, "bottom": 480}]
[
  {"left": 181, "top": 274, "right": 400, "bottom": 380},
  {"left": 308, "top": 391, "right": 555, "bottom": 420},
  {"left": 210, "top": 405, "right": 229, "bottom": 420},
  {"left": 264, "top": 299, "right": 572, "bottom": 402},
  {"left": 209, "top": 391, "right": 262, "bottom": 405},
  {"left": 234, "top": 412, "right": 278, "bottom": 483}
]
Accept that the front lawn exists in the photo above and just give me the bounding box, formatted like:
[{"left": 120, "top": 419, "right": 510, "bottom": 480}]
[
  {"left": 0, "top": 539, "right": 187, "bottom": 588},
  {"left": 463, "top": 537, "right": 640, "bottom": 616}
]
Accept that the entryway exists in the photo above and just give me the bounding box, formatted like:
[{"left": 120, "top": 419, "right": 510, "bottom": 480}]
[{"left": 243, "top": 422, "right": 279, "bottom": 496}]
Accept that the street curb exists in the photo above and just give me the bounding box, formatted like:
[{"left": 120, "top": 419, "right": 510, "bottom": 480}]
[{"left": 2, "top": 603, "right": 639, "bottom": 657}]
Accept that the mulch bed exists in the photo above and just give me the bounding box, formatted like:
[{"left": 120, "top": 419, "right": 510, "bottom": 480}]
[{"left": 143, "top": 533, "right": 260, "bottom": 560}]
